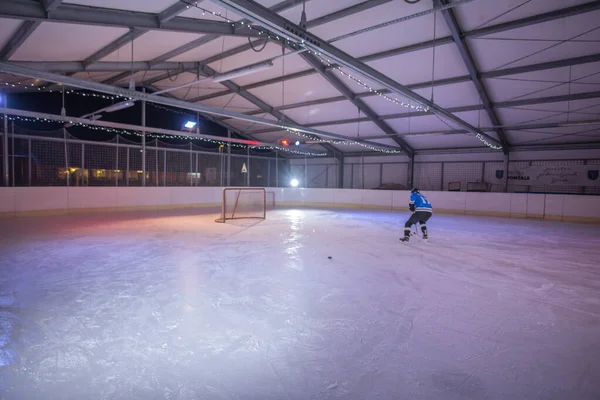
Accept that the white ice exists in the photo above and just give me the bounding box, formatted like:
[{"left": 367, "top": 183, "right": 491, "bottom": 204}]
[{"left": 1, "top": 208, "right": 600, "bottom": 399}]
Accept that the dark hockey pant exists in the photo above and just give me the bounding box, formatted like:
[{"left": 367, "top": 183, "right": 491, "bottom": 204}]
[{"left": 404, "top": 211, "right": 432, "bottom": 237}]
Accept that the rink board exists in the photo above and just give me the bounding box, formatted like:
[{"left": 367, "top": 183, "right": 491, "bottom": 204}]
[{"left": 0, "top": 187, "right": 599, "bottom": 223}]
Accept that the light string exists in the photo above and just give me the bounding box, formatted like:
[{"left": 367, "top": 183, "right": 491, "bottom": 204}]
[
  {"left": 0, "top": 115, "right": 325, "bottom": 156},
  {"left": 307, "top": 51, "right": 430, "bottom": 112},
  {"left": 282, "top": 127, "right": 404, "bottom": 154},
  {"left": 178, "top": 0, "right": 304, "bottom": 50}
]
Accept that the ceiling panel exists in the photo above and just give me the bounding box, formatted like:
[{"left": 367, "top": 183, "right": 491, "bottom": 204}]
[
  {"left": 168, "top": 35, "right": 249, "bottom": 62},
  {"left": 315, "top": 2, "right": 451, "bottom": 58},
  {"left": 318, "top": 121, "right": 386, "bottom": 139},
  {"left": 468, "top": 11, "right": 600, "bottom": 71},
  {"left": 100, "top": 31, "right": 204, "bottom": 62},
  {"left": 498, "top": 98, "right": 600, "bottom": 126},
  {"left": 506, "top": 125, "right": 600, "bottom": 146},
  {"left": 0, "top": 18, "right": 22, "bottom": 50},
  {"left": 198, "top": 92, "right": 259, "bottom": 112},
  {"left": 452, "top": 0, "right": 592, "bottom": 31},
  {"left": 10, "top": 22, "right": 129, "bottom": 61},
  {"left": 384, "top": 112, "right": 493, "bottom": 134},
  {"left": 71, "top": 71, "right": 122, "bottom": 82},
  {"left": 412, "top": 81, "right": 481, "bottom": 109},
  {"left": 278, "top": 0, "right": 366, "bottom": 28},
  {"left": 366, "top": 43, "right": 469, "bottom": 86},
  {"left": 64, "top": 0, "right": 176, "bottom": 12},
  {"left": 206, "top": 43, "right": 313, "bottom": 87},
  {"left": 403, "top": 134, "right": 487, "bottom": 150},
  {"left": 360, "top": 94, "right": 415, "bottom": 116},
  {"left": 247, "top": 73, "right": 344, "bottom": 107},
  {"left": 281, "top": 100, "right": 362, "bottom": 125},
  {"left": 485, "top": 61, "right": 600, "bottom": 102}
]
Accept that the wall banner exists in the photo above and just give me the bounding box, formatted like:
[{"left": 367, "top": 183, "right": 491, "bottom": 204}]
[{"left": 491, "top": 165, "right": 600, "bottom": 186}]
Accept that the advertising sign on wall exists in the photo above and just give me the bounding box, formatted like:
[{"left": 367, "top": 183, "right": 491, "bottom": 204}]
[{"left": 492, "top": 165, "right": 600, "bottom": 186}]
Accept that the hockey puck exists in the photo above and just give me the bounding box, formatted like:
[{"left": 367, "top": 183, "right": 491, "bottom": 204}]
[{"left": 328, "top": 256, "right": 332, "bottom": 259}]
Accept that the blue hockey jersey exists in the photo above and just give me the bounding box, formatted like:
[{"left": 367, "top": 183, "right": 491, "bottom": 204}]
[{"left": 410, "top": 192, "right": 433, "bottom": 212}]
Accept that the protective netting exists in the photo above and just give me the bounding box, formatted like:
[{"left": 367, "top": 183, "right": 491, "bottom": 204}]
[{"left": 215, "top": 188, "right": 266, "bottom": 223}]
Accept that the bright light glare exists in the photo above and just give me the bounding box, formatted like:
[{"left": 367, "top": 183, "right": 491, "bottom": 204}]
[
  {"left": 295, "top": 141, "right": 300, "bottom": 146},
  {"left": 184, "top": 121, "right": 197, "bottom": 129},
  {"left": 290, "top": 178, "right": 299, "bottom": 187}
]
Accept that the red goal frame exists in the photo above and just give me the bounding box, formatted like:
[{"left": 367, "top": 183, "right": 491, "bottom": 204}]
[{"left": 215, "top": 187, "right": 267, "bottom": 223}]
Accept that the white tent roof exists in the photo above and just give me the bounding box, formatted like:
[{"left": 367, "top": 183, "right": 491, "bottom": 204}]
[{"left": 0, "top": 0, "right": 599, "bottom": 156}]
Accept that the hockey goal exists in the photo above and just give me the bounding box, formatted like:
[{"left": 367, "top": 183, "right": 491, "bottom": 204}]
[{"left": 215, "top": 187, "right": 267, "bottom": 223}]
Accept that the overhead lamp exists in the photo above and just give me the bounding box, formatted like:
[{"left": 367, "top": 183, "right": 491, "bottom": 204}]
[
  {"left": 212, "top": 61, "right": 273, "bottom": 83},
  {"left": 290, "top": 178, "right": 299, "bottom": 187},
  {"left": 184, "top": 121, "right": 197, "bottom": 129},
  {"left": 104, "top": 101, "right": 135, "bottom": 113}
]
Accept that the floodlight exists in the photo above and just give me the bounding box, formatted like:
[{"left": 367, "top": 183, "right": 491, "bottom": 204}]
[
  {"left": 290, "top": 179, "right": 299, "bottom": 187},
  {"left": 184, "top": 121, "right": 197, "bottom": 129},
  {"left": 295, "top": 141, "right": 300, "bottom": 146}
]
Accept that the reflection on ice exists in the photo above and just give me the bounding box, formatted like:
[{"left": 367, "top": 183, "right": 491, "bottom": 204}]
[{"left": 1, "top": 208, "right": 600, "bottom": 399}]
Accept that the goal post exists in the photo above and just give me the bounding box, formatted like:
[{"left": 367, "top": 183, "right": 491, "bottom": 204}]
[{"left": 215, "top": 187, "right": 267, "bottom": 223}]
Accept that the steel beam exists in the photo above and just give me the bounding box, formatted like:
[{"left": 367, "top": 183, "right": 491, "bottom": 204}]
[
  {"left": 42, "top": 0, "right": 62, "bottom": 11},
  {"left": 197, "top": 0, "right": 392, "bottom": 68},
  {"left": 300, "top": 51, "right": 413, "bottom": 156},
  {"left": 435, "top": 0, "right": 509, "bottom": 153},
  {"left": 0, "top": 0, "right": 264, "bottom": 37},
  {"left": 213, "top": 0, "right": 501, "bottom": 147},
  {"left": 82, "top": 1, "right": 193, "bottom": 69},
  {"left": 147, "top": 0, "right": 308, "bottom": 68},
  {"left": 0, "top": 21, "right": 41, "bottom": 61},
  {"left": 82, "top": 29, "right": 148, "bottom": 68},
  {"left": 158, "top": 1, "right": 192, "bottom": 24},
  {"left": 196, "top": 1, "right": 600, "bottom": 101},
  {"left": 0, "top": 62, "right": 403, "bottom": 152}
]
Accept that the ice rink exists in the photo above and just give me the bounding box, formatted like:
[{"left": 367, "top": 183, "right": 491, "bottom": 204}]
[{"left": 1, "top": 208, "right": 600, "bottom": 399}]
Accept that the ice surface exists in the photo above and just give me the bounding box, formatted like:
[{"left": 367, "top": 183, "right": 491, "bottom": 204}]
[{"left": 1, "top": 208, "right": 600, "bottom": 399}]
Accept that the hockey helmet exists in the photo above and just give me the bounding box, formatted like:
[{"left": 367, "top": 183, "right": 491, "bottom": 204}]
[{"left": 411, "top": 188, "right": 420, "bottom": 193}]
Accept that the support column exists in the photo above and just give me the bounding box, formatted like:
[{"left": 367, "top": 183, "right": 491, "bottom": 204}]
[
  {"left": 81, "top": 143, "right": 85, "bottom": 186},
  {"left": 27, "top": 138, "right": 31, "bottom": 186},
  {"left": 407, "top": 155, "right": 415, "bottom": 190},
  {"left": 115, "top": 135, "right": 119, "bottom": 186},
  {"left": 2, "top": 92, "right": 9, "bottom": 187},
  {"left": 189, "top": 142, "right": 193, "bottom": 186},
  {"left": 275, "top": 150, "right": 279, "bottom": 187},
  {"left": 126, "top": 147, "right": 130, "bottom": 186},
  {"left": 267, "top": 157, "right": 271, "bottom": 187},
  {"left": 11, "top": 120, "right": 14, "bottom": 187},
  {"left": 304, "top": 155, "right": 307, "bottom": 188},
  {"left": 64, "top": 127, "right": 69, "bottom": 187},
  {"left": 338, "top": 156, "right": 344, "bottom": 189},
  {"left": 246, "top": 145, "right": 250, "bottom": 187},
  {"left": 141, "top": 88, "right": 146, "bottom": 186},
  {"left": 504, "top": 152, "right": 510, "bottom": 193},
  {"left": 227, "top": 130, "right": 231, "bottom": 187}
]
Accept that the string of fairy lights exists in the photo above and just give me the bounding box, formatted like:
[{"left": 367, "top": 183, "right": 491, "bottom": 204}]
[
  {"left": 178, "top": 0, "right": 305, "bottom": 50},
  {"left": 0, "top": 114, "right": 328, "bottom": 156}
]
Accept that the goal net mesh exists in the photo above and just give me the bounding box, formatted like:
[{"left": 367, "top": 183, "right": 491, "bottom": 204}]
[{"left": 215, "top": 188, "right": 266, "bottom": 223}]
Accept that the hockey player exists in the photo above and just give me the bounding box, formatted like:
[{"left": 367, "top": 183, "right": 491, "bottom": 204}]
[{"left": 400, "top": 188, "right": 433, "bottom": 242}]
